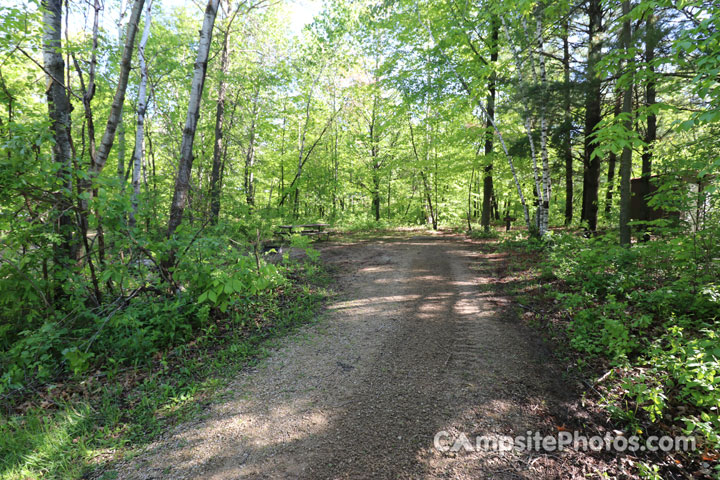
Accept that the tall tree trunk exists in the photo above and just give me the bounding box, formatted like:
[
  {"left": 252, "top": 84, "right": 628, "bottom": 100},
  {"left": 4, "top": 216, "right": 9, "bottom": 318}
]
[
  {"left": 581, "top": 0, "right": 603, "bottom": 231},
  {"left": 481, "top": 17, "right": 498, "bottom": 232},
  {"left": 501, "top": 17, "right": 544, "bottom": 236},
  {"left": 640, "top": 13, "right": 658, "bottom": 226},
  {"left": 278, "top": 103, "right": 287, "bottom": 208},
  {"left": 91, "top": 0, "right": 145, "bottom": 176},
  {"left": 209, "top": 2, "right": 232, "bottom": 224},
  {"left": 42, "top": 0, "right": 75, "bottom": 275},
  {"left": 562, "top": 20, "right": 573, "bottom": 225},
  {"left": 420, "top": 171, "right": 437, "bottom": 229},
  {"left": 467, "top": 160, "right": 476, "bottom": 231},
  {"left": 245, "top": 88, "right": 260, "bottom": 207},
  {"left": 605, "top": 92, "right": 622, "bottom": 214},
  {"left": 369, "top": 91, "right": 381, "bottom": 222},
  {"left": 372, "top": 171, "right": 381, "bottom": 221},
  {"left": 116, "top": 0, "right": 127, "bottom": 185},
  {"left": 166, "top": 0, "right": 220, "bottom": 253},
  {"left": 129, "top": 0, "right": 152, "bottom": 229},
  {"left": 537, "top": 13, "right": 551, "bottom": 235},
  {"left": 619, "top": 0, "right": 634, "bottom": 246}
]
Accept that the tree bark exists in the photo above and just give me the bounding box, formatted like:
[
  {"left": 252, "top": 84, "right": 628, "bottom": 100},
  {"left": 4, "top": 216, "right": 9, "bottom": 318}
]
[
  {"left": 537, "top": 13, "right": 551, "bottom": 235},
  {"left": 129, "top": 0, "right": 152, "bottom": 229},
  {"left": 116, "top": 0, "right": 127, "bottom": 185},
  {"left": 208, "top": 6, "right": 231, "bottom": 224},
  {"left": 562, "top": 21, "right": 573, "bottom": 225},
  {"left": 244, "top": 88, "right": 260, "bottom": 207},
  {"left": 481, "top": 17, "right": 498, "bottom": 232},
  {"left": 166, "top": 0, "right": 220, "bottom": 249},
  {"left": 581, "top": 0, "right": 603, "bottom": 231},
  {"left": 605, "top": 93, "right": 622, "bottom": 214},
  {"left": 92, "top": 0, "right": 145, "bottom": 176},
  {"left": 42, "top": 0, "right": 75, "bottom": 271},
  {"left": 619, "top": 0, "right": 634, "bottom": 247},
  {"left": 640, "top": 13, "right": 658, "bottom": 225}
]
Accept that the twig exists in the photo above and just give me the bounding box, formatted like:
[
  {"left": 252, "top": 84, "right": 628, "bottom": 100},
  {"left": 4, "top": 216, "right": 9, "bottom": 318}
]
[
  {"left": 517, "top": 303, "right": 543, "bottom": 314},
  {"left": 17, "top": 46, "right": 82, "bottom": 101},
  {"left": 83, "top": 288, "right": 142, "bottom": 353}
]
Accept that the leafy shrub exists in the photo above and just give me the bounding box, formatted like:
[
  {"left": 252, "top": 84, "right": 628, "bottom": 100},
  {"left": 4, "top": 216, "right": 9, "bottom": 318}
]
[{"left": 527, "top": 228, "right": 720, "bottom": 448}]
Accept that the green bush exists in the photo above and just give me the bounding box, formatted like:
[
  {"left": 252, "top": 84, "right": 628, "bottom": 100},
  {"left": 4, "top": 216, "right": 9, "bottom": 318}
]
[{"left": 529, "top": 227, "right": 720, "bottom": 448}]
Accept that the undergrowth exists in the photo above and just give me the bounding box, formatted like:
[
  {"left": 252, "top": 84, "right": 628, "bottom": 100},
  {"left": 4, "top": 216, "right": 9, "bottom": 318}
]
[
  {"left": 498, "top": 226, "right": 720, "bottom": 478},
  {"left": 0, "top": 229, "right": 331, "bottom": 480}
]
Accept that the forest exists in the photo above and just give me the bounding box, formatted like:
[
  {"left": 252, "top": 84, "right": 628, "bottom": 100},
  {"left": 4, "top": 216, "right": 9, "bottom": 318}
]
[{"left": 0, "top": 0, "right": 719, "bottom": 477}]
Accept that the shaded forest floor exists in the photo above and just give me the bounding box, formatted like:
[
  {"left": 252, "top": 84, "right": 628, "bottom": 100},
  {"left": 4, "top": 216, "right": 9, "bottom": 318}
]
[{"left": 99, "top": 231, "right": 650, "bottom": 479}]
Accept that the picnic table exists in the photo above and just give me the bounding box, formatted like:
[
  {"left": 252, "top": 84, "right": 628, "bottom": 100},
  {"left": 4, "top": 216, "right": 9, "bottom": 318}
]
[{"left": 277, "top": 223, "right": 331, "bottom": 241}]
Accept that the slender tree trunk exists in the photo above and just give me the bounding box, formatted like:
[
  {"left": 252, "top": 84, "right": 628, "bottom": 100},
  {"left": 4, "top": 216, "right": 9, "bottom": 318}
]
[
  {"left": 605, "top": 93, "right": 622, "bottom": 214},
  {"left": 537, "top": 13, "right": 551, "bottom": 235},
  {"left": 467, "top": 161, "right": 475, "bottom": 231},
  {"left": 605, "top": 152, "right": 617, "bottom": 214},
  {"left": 70, "top": 0, "right": 101, "bottom": 292},
  {"left": 562, "top": 21, "right": 573, "bottom": 225},
  {"left": 387, "top": 169, "right": 391, "bottom": 219},
  {"left": 92, "top": 0, "right": 145, "bottom": 176},
  {"left": 581, "top": 0, "right": 603, "bottom": 231},
  {"left": 129, "top": 0, "right": 152, "bottom": 229},
  {"left": 209, "top": 4, "right": 231, "bottom": 224},
  {"left": 640, "top": 13, "right": 658, "bottom": 226},
  {"left": 245, "top": 88, "right": 260, "bottom": 207},
  {"left": 619, "top": 0, "right": 634, "bottom": 246},
  {"left": 42, "top": 0, "right": 75, "bottom": 277},
  {"left": 481, "top": 17, "right": 498, "bottom": 232},
  {"left": 116, "top": 0, "right": 127, "bottom": 185},
  {"left": 372, "top": 171, "right": 381, "bottom": 221},
  {"left": 368, "top": 92, "right": 381, "bottom": 222},
  {"left": 420, "top": 171, "right": 437, "bottom": 229},
  {"left": 503, "top": 15, "right": 545, "bottom": 235},
  {"left": 166, "top": 0, "right": 220, "bottom": 253},
  {"left": 328, "top": 86, "right": 338, "bottom": 216}
]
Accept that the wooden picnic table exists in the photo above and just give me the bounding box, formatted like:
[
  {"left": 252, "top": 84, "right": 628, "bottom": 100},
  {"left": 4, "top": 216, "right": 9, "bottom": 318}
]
[{"left": 277, "top": 223, "right": 332, "bottom": 240}]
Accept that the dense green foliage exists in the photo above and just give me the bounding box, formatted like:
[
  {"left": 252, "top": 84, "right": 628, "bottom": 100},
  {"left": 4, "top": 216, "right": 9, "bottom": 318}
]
[
  {"left": 500, "top": 213, "right": 720, "bottom": 473},
  {"left": 0, "top": 0, "right": 718, "bottom": 476}
]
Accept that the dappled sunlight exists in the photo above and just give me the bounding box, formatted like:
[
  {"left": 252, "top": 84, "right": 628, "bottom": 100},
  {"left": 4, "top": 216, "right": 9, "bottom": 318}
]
[
  {"left": 106, "top": 236, "right": 584, "bottom": 479},
  {"left": 330, "top": 294, "right": 421, "bottom": 310}
]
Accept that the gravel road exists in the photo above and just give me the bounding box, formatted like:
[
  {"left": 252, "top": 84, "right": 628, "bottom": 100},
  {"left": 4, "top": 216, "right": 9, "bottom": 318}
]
[{"left": 113, "top": 234, "right": 596, "bottom": 479}]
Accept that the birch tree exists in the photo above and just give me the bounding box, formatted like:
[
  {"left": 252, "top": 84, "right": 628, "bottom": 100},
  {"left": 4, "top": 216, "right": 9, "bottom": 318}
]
[
  {"left": 91, "top": 0, "right": 145, "bottom": 176},
  {"left": 129, "top": 0, "right": 153, "bottom": 228},
  {"left": 501, "top": 13, "right": 549, "bottom": 235},
  {"left": 42, "top": 0, "right": 75, "bottom": 270},
  {"left": 165, "top": 0, "right": 221, "bottom": 274}
]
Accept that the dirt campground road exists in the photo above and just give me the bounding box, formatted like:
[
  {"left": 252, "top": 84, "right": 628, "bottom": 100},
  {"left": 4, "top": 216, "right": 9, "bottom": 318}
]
[{"left": 113, "top": 233, "right": 611, "bottom": 479}]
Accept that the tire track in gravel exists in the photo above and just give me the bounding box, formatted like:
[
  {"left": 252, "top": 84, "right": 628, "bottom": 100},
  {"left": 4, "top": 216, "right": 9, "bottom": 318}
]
[{"left": 111, "top": 234, "right": 588, "bottom": 480}]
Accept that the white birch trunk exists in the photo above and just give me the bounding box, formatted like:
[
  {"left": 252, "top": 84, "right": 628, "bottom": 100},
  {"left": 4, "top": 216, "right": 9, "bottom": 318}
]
[
  {"left": 129, "top": 0, "right": 152, "bottom": 229},
  {"left": 92, "top": 0, "right": 145, "bottom": 175},
  {"left": 537, "top": 16, "right": 551, "bottom": 236},
  {"left": 42, "top": 0, "right": 75, "bottom": 262},
  {"left": 166, "top": 0, "right": 221, "bottom": 241},
  {"left": 502, "top": 15, "right": 547, "bottom": 235}
]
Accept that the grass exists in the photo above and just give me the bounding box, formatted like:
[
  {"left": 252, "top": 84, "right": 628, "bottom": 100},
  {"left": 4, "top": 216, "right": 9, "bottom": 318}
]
[{"left": 0, "top": 261, "right": 332, "bottom": 480}]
